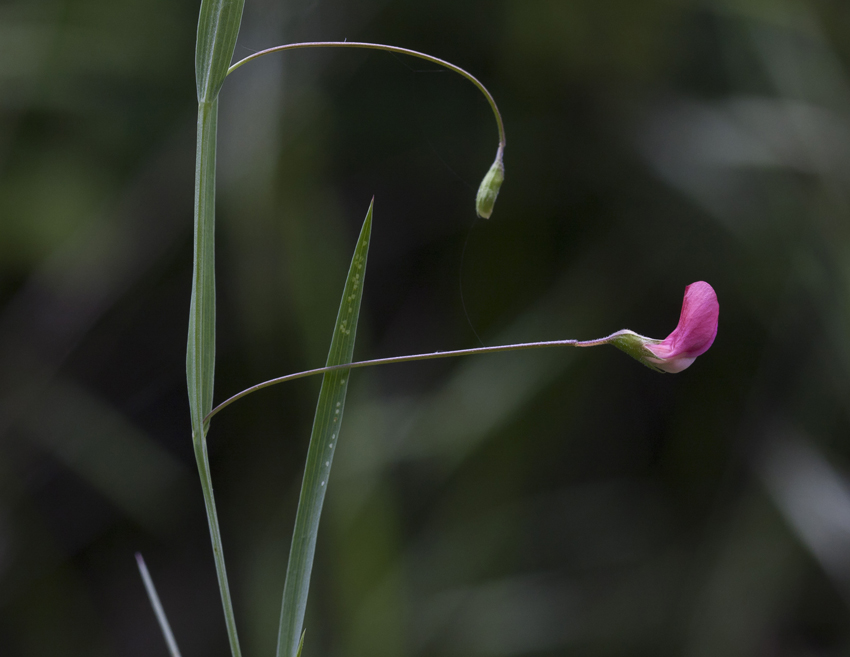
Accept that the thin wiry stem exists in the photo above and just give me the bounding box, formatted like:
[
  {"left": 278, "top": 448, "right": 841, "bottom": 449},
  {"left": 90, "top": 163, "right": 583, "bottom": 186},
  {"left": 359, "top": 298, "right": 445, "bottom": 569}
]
[
  {"left": 228, "top": 41, "right": 506, "bottom": 149},
  {"left": 204, "top": 334, "right": 635, "bottom": 424}
]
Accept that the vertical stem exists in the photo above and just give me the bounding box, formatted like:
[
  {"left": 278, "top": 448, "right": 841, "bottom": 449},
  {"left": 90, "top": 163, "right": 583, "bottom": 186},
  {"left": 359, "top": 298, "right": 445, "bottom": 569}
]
[
  {"left": 194, "top": 435, "right": 242, "bottom": 657},
  {"left": 188, "top": 98, "right": 242, "bottom": 657},
  {"left": 188, "top": 100, "right": 218, "bottom": 434},
  {"left": 191, "top": 0, "right": 245, "bottom": 653}
]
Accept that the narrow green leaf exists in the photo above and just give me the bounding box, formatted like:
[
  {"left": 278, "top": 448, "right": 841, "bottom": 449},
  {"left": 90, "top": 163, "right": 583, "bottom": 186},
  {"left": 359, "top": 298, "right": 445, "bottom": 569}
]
[
  {"left": 196, "top": 0, "right": 245, "bottom": 102},
  {"left": 276, "top": 200, "right": 374, "bottom": 657},
  {"left": 295, "top": 630, "right": 306, "bottom": 657}
]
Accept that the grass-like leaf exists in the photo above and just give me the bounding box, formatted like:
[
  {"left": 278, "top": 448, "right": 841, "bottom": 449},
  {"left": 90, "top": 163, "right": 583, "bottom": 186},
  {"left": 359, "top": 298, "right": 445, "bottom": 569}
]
[
  {"left": 276, "top": 199, "right": 374, "bottom": 657},
  {"left": 295, "top": 630, "right": 306, "bottom": 657},
  {"left": 196, "top": 0, "right": 245, "bottom": 102}
]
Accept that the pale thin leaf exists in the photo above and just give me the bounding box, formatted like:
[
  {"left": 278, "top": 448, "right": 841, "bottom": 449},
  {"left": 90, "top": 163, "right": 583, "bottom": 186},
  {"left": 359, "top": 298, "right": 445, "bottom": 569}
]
[{"left": 136, "top": 553, "right": 183, "bottom": 657}]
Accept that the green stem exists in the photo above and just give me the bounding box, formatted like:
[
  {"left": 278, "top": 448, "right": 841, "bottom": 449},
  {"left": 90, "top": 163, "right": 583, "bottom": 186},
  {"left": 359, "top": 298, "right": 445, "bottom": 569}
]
[
  {"left": 191, "top": 3, "right": 246, "bottom": 655},
  {"left": 188, "top": 100, "right": 218, "bottom": 434},
  {"left": 228, "top": 41, "right": 506, "bottom": 149},
  {"left": 193, "top": 435, "right": 242, "bottom": 657},
  {"left": 205, "top": 333, "right": 633, "bottom": 424},
  {"left": 188, "top": 98, "right": 242, "bottom": 657}
]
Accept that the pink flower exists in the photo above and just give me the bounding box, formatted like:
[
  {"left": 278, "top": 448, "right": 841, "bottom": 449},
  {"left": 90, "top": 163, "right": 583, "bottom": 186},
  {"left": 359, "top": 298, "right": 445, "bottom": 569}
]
[{"left": 643, "top": 281, "right": 719, "bottom": 373}]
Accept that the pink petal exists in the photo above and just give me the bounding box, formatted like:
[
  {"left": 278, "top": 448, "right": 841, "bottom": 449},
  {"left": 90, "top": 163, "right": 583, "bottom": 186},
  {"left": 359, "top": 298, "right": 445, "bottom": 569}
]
[{"left": 645, "top": 282, "right": 719, "bottom": 361}]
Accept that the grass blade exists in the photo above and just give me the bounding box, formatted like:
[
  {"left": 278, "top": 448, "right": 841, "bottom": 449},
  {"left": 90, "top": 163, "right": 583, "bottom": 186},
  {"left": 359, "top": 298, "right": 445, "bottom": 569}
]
[
  {"left": 196, "top": 0, "right": 245, "bottom": 102},
  {"left": 276, "top": 200, "right": 374, "bottom": 657},
  {"left": 136, "top": 553, "right": 183, "bottom": 657}
]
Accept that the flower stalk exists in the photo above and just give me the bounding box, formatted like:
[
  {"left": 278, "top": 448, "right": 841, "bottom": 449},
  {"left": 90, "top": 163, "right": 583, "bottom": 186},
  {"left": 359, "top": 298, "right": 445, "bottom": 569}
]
[
  {"left": 205, "top": 282, "right": 719, "bottom": 423},
  {"left": 227, "top": 40, "right": 507, "bottom": 218}
]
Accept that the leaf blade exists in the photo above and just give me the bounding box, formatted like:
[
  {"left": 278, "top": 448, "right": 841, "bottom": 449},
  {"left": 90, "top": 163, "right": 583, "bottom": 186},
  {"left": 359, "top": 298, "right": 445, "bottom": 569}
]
[
  {"left": 195, "top": 0, "right": 245, "bottom": 102},
  {"left": 276, "top": 200, "right": 374, "bottom": 657}
]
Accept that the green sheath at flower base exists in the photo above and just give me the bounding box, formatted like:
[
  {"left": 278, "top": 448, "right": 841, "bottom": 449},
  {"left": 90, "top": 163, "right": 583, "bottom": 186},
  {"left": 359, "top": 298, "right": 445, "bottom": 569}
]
[
  {"left": 604, "top": 330, "right": 666, "bottom": 373},
  {"left": 476, "top": 147, "right": 505, "bottom": 219}
]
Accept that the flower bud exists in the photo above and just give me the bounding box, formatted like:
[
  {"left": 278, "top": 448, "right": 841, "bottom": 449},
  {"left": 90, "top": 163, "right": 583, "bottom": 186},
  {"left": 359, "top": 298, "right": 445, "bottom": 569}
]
[{"left": 476, "top": 149, "right": 504, "bottom": 219}]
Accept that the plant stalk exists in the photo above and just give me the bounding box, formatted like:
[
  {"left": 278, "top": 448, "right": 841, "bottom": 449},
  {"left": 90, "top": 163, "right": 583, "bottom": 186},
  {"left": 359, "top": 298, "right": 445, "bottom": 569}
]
[
  {"left": 228, "top": 41, "right": 506, "bottom": 150},
  {"left": 205, "top": 332, "right": 640, "bottom": 423},
  {"left": 194, "top": 432, "right": 242, "bottom": 657},
  {"left": 188, "top": 97, "right": 242, "bottom": 657},
  {"left": 190, "top": 1, "right": 246, "bottom": 655}
]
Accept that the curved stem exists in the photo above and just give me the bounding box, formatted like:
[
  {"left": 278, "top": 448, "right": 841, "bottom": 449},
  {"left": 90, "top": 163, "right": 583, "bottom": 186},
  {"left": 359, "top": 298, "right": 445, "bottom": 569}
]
[
  {"left": 204, "top": 335, "right": 633, "bottom": 424},
  {"left": 228, "top": 41, "right": 506, "bottom": 149}
]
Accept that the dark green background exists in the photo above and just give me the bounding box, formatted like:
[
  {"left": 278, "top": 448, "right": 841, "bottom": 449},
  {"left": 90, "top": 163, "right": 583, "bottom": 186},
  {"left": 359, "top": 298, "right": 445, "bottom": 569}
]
[{"left": 2, "top": 0, "right": 850, "bottom": 655}]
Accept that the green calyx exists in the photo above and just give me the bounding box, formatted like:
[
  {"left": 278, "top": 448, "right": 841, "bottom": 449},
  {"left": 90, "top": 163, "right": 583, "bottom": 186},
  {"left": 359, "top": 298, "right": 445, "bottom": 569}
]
[{"left": 606, "top": 330, "right": 666, "bottom": 373}]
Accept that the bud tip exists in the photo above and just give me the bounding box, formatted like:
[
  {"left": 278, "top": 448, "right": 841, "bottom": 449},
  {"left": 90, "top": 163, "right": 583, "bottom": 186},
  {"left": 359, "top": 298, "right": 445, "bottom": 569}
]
[{"left": 476, "top": 149, "right": 505, "bottom": 219}]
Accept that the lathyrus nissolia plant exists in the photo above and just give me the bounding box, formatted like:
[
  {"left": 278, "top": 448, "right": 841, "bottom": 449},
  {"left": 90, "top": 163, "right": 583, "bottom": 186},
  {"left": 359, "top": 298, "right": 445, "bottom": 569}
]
[{"left": 133, "top": 2, "right": 720, "bottom": 657}]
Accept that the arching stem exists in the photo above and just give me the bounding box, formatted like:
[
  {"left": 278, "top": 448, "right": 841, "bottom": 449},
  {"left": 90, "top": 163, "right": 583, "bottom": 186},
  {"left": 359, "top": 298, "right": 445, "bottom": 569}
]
[
  {"left": 228, "top": 41, "right": 506, "bottom": 150},
  {"left": 204, "top": 334, "right": 634, "bottom": 424}
]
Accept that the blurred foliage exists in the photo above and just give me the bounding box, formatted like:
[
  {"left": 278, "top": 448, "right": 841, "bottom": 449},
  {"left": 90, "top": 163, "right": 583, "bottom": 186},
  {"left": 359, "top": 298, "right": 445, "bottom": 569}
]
[{"left": 2, "top": 0, "right": 850, "bottom": 655}]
